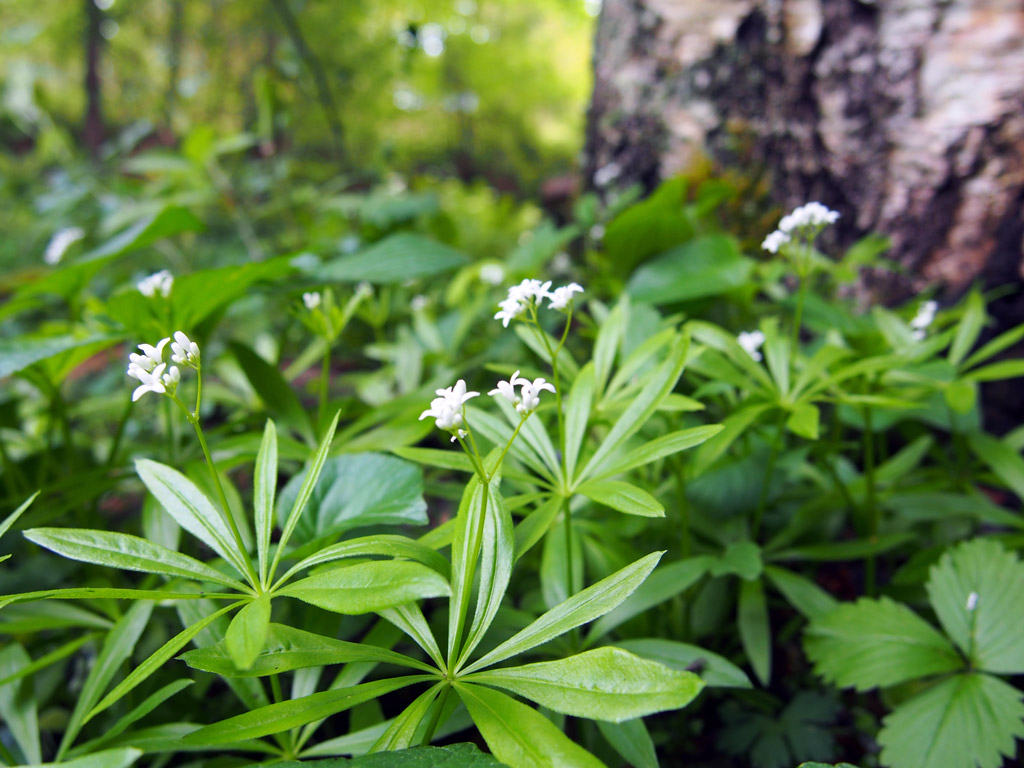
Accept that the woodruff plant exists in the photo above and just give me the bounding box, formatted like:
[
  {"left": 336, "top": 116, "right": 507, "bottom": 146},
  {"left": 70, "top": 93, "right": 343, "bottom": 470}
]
[{"left": 4, "top": 295, "right": 707, "bottom": 766}]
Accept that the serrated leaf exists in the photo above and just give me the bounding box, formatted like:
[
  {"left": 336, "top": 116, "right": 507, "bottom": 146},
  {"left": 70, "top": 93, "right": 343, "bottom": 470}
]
[
  {"left": 878, "top": 673, "right": 1024, "bottom": 768},
  {"left": 804, "top": 597, "right": 962, "bottom": 691},
  {"left": 464, "top": 551, "right": 663, "bottom": 674},
  {"left": 466, "top": 646, "right": 703, "bottom": 722},
  {"left": 23, "top": 528, "right": 248, "bottom": 591},
  {"left": 926, "top": 538, "right": 1024, "bottom": 674},
  {"left": 278, "top": 560, "right": 450, "bottom": 614},
  {"left": 455, "top": 682, "right": 606, "bottom": 768}
]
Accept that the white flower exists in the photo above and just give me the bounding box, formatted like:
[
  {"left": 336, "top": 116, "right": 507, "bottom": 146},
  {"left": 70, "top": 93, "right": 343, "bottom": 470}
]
[
  {"left": 778, "top": 202, "right": 840, "bottom": 233},
  {"left": 910, "top": 300, "right": 938, "bottom": 330},
  {"left": 550, "top": 252, "right": 572, "bottom": 275},
  {"left": 128, "top": 362, "right": 168, "bottom": 401},
  {"left": 480, "top": 264, "right": 505, "bottom": 285},
  {"left": 738, "top": 330, "right": 766, "bottom": 362},
  {"left": 419, "top": 379, "right": 479, "bottom": 439},
  {"left": 494, "top": 297, "right": 526, "bottom": 327},
  {"left": 138, "top": 270, "right": 174, "bottom": 298},
  {"left": 761, "top": 230, "right": 791, "bottom": 254},
  {"left": 966, "top": 591, "right": 979, "bottom": 612},
  {"left": 303, "top": 291, "right": 322, "bottom": 310},
  {"left": 162, "top": 365, "right": 181, "bottom": 388},
  {"left": 44, "top": 227, "right": 85, "bottom": 265},
  {"left": 411, "top": 295, "right": 429, "bottom": 311},
  {"left": 129, "top": 337, "right": 171, "bottom": 373},
  {"left": 516, "top": 376, "right": 555, "bottom": 414},
  {"left": 494, "top": 279, "right": 552, "bottom": 327},
  {"left": 170, "top": 331, "right": 200, "bottom": 365},
  {"left": 489, "top": 370, "right": 526, "bottom": 407},
  {"left": 548, "top": 282, "right": 584, "bottom": 311}
]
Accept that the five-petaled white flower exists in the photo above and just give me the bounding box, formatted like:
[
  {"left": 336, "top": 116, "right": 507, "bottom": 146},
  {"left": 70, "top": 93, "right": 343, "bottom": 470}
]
[
  {"left": 489, "top": 370, "right": 526, "bottom": 408},
  {"left": 738, "top": 330, "right": 766, "bottom": 362},
  {"left": 420, "top": 379, "right": 480, "bottom": 441},
  {"left": 516, "top": 376, "right": 555, "bottom": 414},
  {"left": 170, "top": 331, "right": 200, "bottom": 366},
  {"left": 303, "top": 291, "right": 322, "bottom": 310},
  {"left": 138, "top": 270, "right": 174, "bottom": 298},
  {"left": 129, "top": 338, "right": 170, "bottom": 373},
  {"left": 548, "top": 282, "right": 583, "bottom": 311},
  {"left": 44, "top": 227, "right": 85, "bottom": 265}
]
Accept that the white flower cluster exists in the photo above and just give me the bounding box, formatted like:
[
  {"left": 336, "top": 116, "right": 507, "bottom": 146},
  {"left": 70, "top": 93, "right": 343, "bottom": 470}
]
[
  {"left": 126, "top": 331, "right": 199, "bottom": 402},
  {"left": 761, "top": 202, "right": 840, "bottom": 253},
  {"left": 489, "top": 370, "right": 555, "bottom": 415},
  {"left": 419, "top": 380, "right": 479, "bottom": 441},
  {"left": 738, "top": 330, "right": 766, "bottom": 362},
  {"left": 494, "top": 279, "right": 584, "bottom": 327},
  {"left": 44, "top": 227, "right": 85, "bottom": 266},
  {"left": 910, "top": 300, "right": 938, "bottom": 341},
  {"left": 303, "top": 291, "right": 322, "bottom": 310},
  {"left": 138, "top": 270, "right": 174, "bottom": 298}
]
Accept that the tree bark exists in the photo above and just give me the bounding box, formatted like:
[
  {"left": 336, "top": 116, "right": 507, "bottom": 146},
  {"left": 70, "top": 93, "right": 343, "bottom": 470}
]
[
  {"left": 83, "top": 0, "right": 105, "bottom": 157},
  {"left": 585, "top": 0, "right": 1024, "bottom": 308}
]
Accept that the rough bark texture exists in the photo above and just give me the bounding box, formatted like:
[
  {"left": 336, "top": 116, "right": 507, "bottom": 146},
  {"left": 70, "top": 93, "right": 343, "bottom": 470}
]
[{"left": 585, "top": 0, "right": 1024, "bottom": 310}]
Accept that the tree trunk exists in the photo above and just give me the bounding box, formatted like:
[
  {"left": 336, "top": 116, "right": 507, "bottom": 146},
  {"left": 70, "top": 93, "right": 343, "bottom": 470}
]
[
  {"left": 83, "top": 0, "right": 105, "bottom": 157},
  {"left": 585, "top": 0, "right": 1024, "bottom": 308}
]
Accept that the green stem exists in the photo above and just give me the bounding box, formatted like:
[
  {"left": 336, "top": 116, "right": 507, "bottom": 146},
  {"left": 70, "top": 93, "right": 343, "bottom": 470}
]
[
  {"left": 104, "top": 397, "right": 135, "bottom": 471},
  {"left": 421, "top": 684, "right": 452, "bottom": 746},
  {"left": 164, "top": 397, "right": 176, "bottom": 465},
  {"left": 752, "top": 411, "right": 787, "bottom": 541},
  {"left": 318, "top": 343, "right": 331, "bottom": 425},
  {"left": 270, "top": 674, "right": 284, "bottom": 704}
]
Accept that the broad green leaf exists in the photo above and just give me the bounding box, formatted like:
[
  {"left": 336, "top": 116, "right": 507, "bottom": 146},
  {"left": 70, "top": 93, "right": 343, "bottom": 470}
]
[
  {"left": 614, "top": 638, "right": 751, "bottom": 688},
  {"left": 878, "top": 673, "right": 1024, "bottom": 768},
  {"left": 226, "top": 594, "right": 271, "bottom": 670},
  {"left": 278, "top": 560, "right": 450, "bottom": 614},
  {"left": 578, "top": 479, "right": 664, "bottom": 517},
  {"left": 0, "top": 643, "right": 41, "bottom": 764},
  {"left": 804, "top": 597, "right": 962, "bottom": 691},
  {"left": 0, "top": 491, "right": 38, "bottom": 542},
  {"left": 255, "top": 420, "right": 278, "bottom": 586},
  {"left": 182, "top": 623, "right": 435, "bottom": 677},
  {"left": 369, "top": 683, "right": 443, "bottom": 752},
  {"left": 274, "top": 410, "right": 341, "bottom": 562},
  {"left": 61, "top": 601, "right": 154, "bottom": 755},
  {"left": 230, "top": 343, "right": 313, "bottom": 444},
  {"left": 586, "top": 556, "right": 713, "bottom": 644},
  {"left": 467, "top": 646, "right": 703, "bottom": 722},
  {"left": 626, "top": 235, "right": 753, "bottom": 304},
  {"left": 135, "top": 459, "right": 250, "bottom": 580},
  {"left": 564, "top": 363, "right": 595, "bottom": 482},
  {"left": 277, "top": 534, "right": 450, "bottom": 586},
  {"left": 464, "top": 551, "right": 663, "bottom": 674},
  {"left": 182, "top": 677, "right": 432, "bottom": 744},
  {"left": 592, "top": 424, "right": 723, "bottom": 480},
  {"left": 317, "top": 233, "right": 469, "bottom": 284},
  {"left": 456, "top": 682, "right": 606, "bottom": 768},
  {"left": 764, "top": 566, "right": 837, "bottom": 621},
  {"left": 578, "top": 334, "right": 688, "bottom": 483},
  {"left": 86, "top": 602, "right": 238, "bottom": 723},
  {"left": 459, "top": 485, "right": 515, "bottom": 669},
  {"left": 276, "top": 451, "right": 427, "bottom": 548},
  {"left": 926, "top": 538, "right": 1024, "bottom": 674},
  {"left": 968, "top": 431, "right": 1024, "bottom": 503},
  {"left": 738, "top": 578, "right": 771, "bottom": 686},
  {"left": 787, "top": 402, "right": 820, "bottom": 440},
  {"left": 597, "top": 719, "right": 657, "bottom": 768},
  {"left": 948, "top": 291, "right": 986, "bottom": 366},
  {"left": 23, "top": 528, "right": 249, "bottom": 591}
]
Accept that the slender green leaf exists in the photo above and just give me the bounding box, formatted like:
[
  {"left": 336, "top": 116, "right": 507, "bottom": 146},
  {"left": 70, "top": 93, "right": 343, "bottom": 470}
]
[
  {"left": 0, "top": 643, "right": 41, "bottom": 764},
  {"left": 182, "top": 677, "right": 432, "bottom": 744},
  {"left": 467, "top": 646, "right": 703, "bottom": 722},
  {"left": 317, "top": 233, "right": 469, "bottom": 283},
  {"left": 0, "top": 491, "right": 38, "bottom": 542},
  {"left": 962, "top": 322, "right": 1024, "bottom": 370},
  {"left": 948, "top": 291, "right": 986, "bottom": 366},
  {"left": 36, "top": 748, "right": 142, "bottom": 768},
  {"left": 614, "top": 638, "right": 751, "bottom": 688},
  {"left": 963, "top": 359, "right": 1024, "bottom": 382},
  {"left": 464, "top": 551, "right": 663, "bottom": 674},
  {"left": 23, "top": 528, "right": 249, "bottom": 591},
  {"left": 593, "top": 298, "right": 628, "bottom": 396},
  {"left": 135, "top": 459, "right": 250, "bottom": 580},
  {"left": 592, "top": 425, "right": 723, "bottom": 480},
  {"left": 456, "top": 683, "right": 605, "bottom": 768},
  {"left": 278, "top": 534, "right": 450, "bottom": 586},
  {"left": 379, "top": 604, "right": 446, "bottom": 672},
  {"left": 0, "top": 587, "right": 234, "bottom": 610},
  {"left": 0, "top": 634, "right": 94, "bottom": 689},
  {"left": 369, "top": 683, "right": 444, "bottom": 752},
  {"left": 578, "top": 480, "right": 664, "bottom": 518},
  {"left": 225, "top": 594, "right": 271, "bottom": 670},
  {"left": 513, "top": 496, "right": 562, "bottom": 562},
  {"left": 71, "top": 680, "right": 192, "bottom": 757},
  {"left": 448, "top": 478, "right": 487, "bottom": 660},
  {"left": 230, "top": 343, "right": 313, "bottom": 444},
  {"left": 278, "top": 560, "right": 450, "bottom": 615},
  {"left": 738, "top": 578, "right": 771, "bottom": 686},
  {"left": 764, "top": 566, "right": 837, "bottom": 621},
  {"left": 255, "top": 420, "right": 278, "bottom": 586},
  {"left": 968, "top": 431, "right": 1024, "bottom": 502},
  {"left": 597, "top": 719, "right": 657, "bottom": 768},
  {"left": 692, "top": 404, "right": 773, "bottom": 475},
  {"left": 392, "top": 446, "right": 474, "bottom": 473},
  {"left": 564, "top": 363, "right": 595, "bottom": 482}
]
